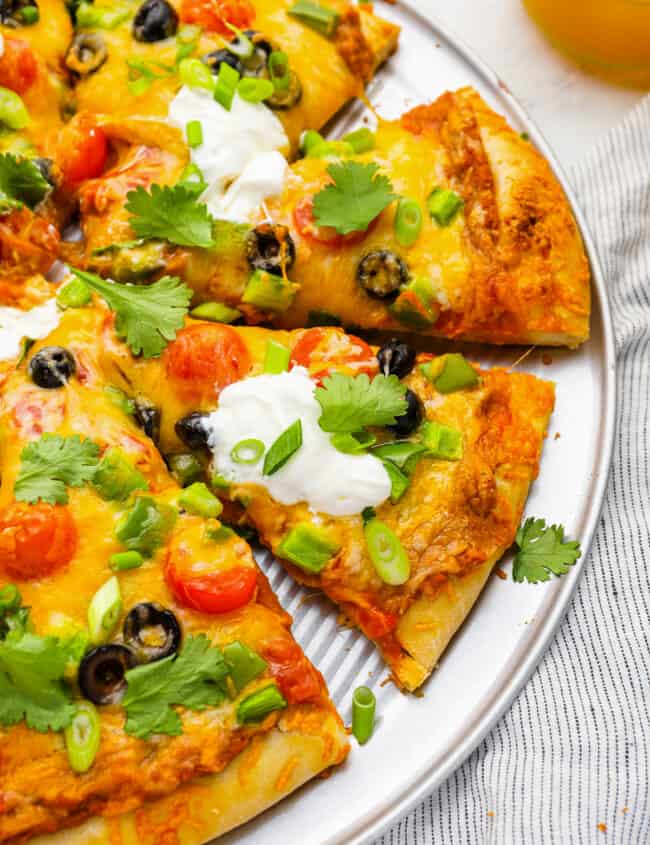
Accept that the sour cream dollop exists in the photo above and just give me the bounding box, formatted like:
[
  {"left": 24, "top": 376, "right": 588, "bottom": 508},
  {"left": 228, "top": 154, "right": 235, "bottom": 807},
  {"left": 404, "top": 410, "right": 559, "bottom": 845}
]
[
  {"left": 204, "top": 368, "right": 392, "bottom": 517},
  {"left": 0, "top": 299, "right": 61, "bottom": 361},
  {"left": 167, "top": 86, "right": 289, "bottom": 221}
]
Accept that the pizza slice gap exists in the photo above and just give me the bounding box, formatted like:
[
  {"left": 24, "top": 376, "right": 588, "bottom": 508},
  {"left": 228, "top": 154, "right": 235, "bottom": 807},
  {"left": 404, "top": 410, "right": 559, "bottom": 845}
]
[{"left": 0, "top": 328, "right": 348, "bottom": 844}]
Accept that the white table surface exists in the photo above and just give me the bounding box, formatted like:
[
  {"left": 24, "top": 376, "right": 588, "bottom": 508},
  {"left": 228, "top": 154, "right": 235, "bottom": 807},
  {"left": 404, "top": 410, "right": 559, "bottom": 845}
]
[{"left": 417, "top": 0, "right": 643, "bottom": 167}]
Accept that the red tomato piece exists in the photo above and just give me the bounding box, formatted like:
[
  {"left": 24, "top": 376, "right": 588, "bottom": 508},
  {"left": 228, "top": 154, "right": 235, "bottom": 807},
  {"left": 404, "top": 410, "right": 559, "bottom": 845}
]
[
  {"left": 0, "top": 503, "right": 77, "bottom": 580},
  {"left": 293, "top": 197, "right": 374, "bottom": 247},
  {"left": 356, "top": 604, "right": 398, "bottom": 639},
  {"left": 179, "top": 0, "right": 255, "bottom": 35},
  {"left": 166, "top": 563, "right": 258, "bottom": 614},
  {"left": 0, "top": 37, "right": 38, "bottom": 95},
  {"left": 164, "top": 322, "right": 251, "bottom": 399},
  {"left": 290, "top": 327, "right": 378, "bottom": 382},
  {"left": 261, "top": 636, "right": 323, "bottom": 704},
  {"left": 57, "top": 118, "right": 109, "bottom": 188}
]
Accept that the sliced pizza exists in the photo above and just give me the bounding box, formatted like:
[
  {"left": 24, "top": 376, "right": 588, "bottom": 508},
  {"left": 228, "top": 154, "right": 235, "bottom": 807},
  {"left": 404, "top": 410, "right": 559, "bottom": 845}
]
[{"left": 0, "top": 313, "right": 348, "bottom": 843}]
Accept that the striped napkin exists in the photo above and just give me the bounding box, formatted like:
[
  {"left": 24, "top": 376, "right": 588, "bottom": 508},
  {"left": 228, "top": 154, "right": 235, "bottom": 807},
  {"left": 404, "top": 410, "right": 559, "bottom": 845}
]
[{"left": 376, "top": 97, "right": 650, "bottom": 844}]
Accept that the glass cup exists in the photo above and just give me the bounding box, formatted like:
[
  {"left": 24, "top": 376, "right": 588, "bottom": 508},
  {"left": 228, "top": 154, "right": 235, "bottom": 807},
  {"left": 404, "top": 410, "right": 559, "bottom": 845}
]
[{"left": 523, "top": 0, "right": 650, "bottom": 88}]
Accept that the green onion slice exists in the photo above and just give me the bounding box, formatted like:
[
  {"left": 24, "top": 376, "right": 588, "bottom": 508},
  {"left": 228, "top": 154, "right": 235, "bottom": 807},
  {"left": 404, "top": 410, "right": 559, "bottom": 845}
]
[
  {"left": 277, "top": 523, "right": 340, "bottom": 573},
  {"left": 109, "top": 550, "right": 144, "bottom": 571},
  {"left": 231, "top": 438, "right": 265, "bottom": 465},
  {"left": 178, "top": 481, "right": 223, "bottom": 518},
  {"left": 364, "top": 519, "right": 410, "bottom": 586},
  {"left": 342, "top": 127, "right": 375, "bottom": 154},
  {"left": 263, "top": 420, "right": 302, "bottom": 475},
  {"left": 57, "top": 277, "right": 91, "bottom": 309},
  {"left": 186, "top": 119, "right": 203, "bottom": 148},
  {"left": 19, "top": 4, "right": 39, "bottom": 23},
  {"left": 178, "top": 161, "right": 207, "bottom": 196},
  {"left": 427, "top": 187, "right": 463, "bottom": 226},
  {"left": 76, "top": 2, "right": 128, "bottom": 29},
  {"left": 237, "top": 77, "right": 275, "bottom": 103},
  {"left": 371, "top": 441, "right": 428, "bottom": 469},
  {"left": 268, "top": 50, "right": 290, "bottom": 91},
  {"left": 330, "top": 431, "right": 376, "bottom": 454},
  {"left": 420, "top": 353, "right": 479, "bottom": 393},
  {"left": 0, "top": 583, "right": 21, "bottom": 612},
  {"left": 179, "top": 57, "right": 215, "bottom": 92},
  {"left": 300, "top": 129, "right": 324, "bottom": 156},
  {"left": 264, "top": 339, "right": 291, "bottom": 374},
  {"left": 421, "top": 421, "right": 463, "bottom": 461},
  {"left": 64, "top": 701, "right": 101, "bottom": 773},
  {"left": 87, "top": 576, "right": 122, "bottom": 644},
  {"left": 190, "top": 301, "right": 242, "bottom": 323},
  {"left": 237, "top": 683, "right": 287, "bottom": 723},
  {"left": 224, "top": 640, "right": 267, "bottom": 692},
  {"left": 352, "top": 685, "right": 376, "bottom": 744},
  {"left": 214, "top": 62, "right": 240, "bottom": 111},
  {"left": 0, "top": 87, "right": 30, "bottom": 131},
  {"left": 394, "top": 197, "right": 423, "bottom": 248},
  {"left": 288, "top": 0, "right": 340, "bottom": 37}
]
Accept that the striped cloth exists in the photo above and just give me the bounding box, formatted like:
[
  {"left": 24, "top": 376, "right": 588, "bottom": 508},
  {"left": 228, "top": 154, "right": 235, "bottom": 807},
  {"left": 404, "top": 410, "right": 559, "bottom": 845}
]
[{"left": 377, "top": 98, "right": 650, "bottom": 844}]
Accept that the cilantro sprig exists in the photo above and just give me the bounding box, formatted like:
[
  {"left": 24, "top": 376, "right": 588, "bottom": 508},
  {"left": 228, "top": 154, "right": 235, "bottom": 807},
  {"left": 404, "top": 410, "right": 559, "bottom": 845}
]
[
  {"left": 122, "top": 635, "right": 230, "bottom": 739},
  {"left": 312, "top": 161, "right": 396, "bottom": 235},
  {"left": 125, "top": 184, "right": 216, "bottom": 248},
  {"left": 73, "top": 269, "right": 192, "bottom": 357},
  {"left": 0, "top": 154, "right": 50, "bottom": 214},
  {"left": 315, "top": 372, "right": 407, "bottom": 433},
  {"left": 14, "top": 434, "right": 101, "bottom": 505},
  {"left": 512, "top": 517, "right": 582, "bottom": 584}
]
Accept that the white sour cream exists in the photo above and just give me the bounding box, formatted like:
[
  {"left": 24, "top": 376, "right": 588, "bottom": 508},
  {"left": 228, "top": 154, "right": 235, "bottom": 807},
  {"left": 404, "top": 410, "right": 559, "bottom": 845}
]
[
  {"left": 167, "top": 86, "right": 289, "bottom": 221},
  {"left": 0, "top": 299, "right": 61, "bottom": 361},
  {"left": 205, "top": 368, "right": 392, "bottom": 517}
]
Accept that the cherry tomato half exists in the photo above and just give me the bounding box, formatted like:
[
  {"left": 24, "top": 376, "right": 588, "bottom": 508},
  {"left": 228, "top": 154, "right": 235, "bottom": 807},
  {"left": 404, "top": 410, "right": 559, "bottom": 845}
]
[
  {"left": 179, "top": 0, "right": 255, "bottom": 35},
  {"left": 166, "top": 563, "right": 258, "bottom": 614},
  {"left": 293, "top": 197, "right": 374, "bottom": 248},
  {"left": 0, "top": 502, "right": 77, "bottom": 580},
  {"left": 290, "top": 327, "right": 378, "bottom": 382},
  {"left": 0, "top": 37, "right": 38, "bottom": 95},
  {"left": 164, "top": 322, "right": 251, "bottom": 400},
  {"left": 57, "top": 118, "right": 109, "bottom": 188}
]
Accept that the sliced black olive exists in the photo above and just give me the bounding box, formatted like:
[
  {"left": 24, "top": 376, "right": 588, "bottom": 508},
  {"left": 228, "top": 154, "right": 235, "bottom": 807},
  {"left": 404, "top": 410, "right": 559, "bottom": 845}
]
[
  {"left": 246, "top": 224, "right": 295, "bottom": 274},
  {"left": 387, "top": 388, "right": 423, "bottom": 437},
  {"left": 65, "top": 33, "right": 108, "bottom": 77},
  {"left": 31, "top": 157, "right": 56, "bottom": 189},
  {"left": 1, "top": 0, "right": 38, "bottom": 26},
  {"left": 357, "top": 251, "right": 409, "bottom": 300},
  {"left": 78, "top": 644, "right": 136, "bottom": 705},
  {"left": 134, "top": 396, "right": 160, "bottom": 444},
  {"left": 175, "top": 412, "right": 211, "bottom": 450},
  {"left": 132, "top": 0, "right": 178, "bottom": 41},
  {"left": 28, "top": 346, "right": 76, "bottom": 389},
  {"left": 240, "top": 31, "right": 274, "bottom": 76},
  {"left": 377, "top": 339, "right": 416, "bottom": 379},
  {"left": 266, "top": 71, "right": 302, "bottom": 111},
  {"left": 202, "top": 48, "right": 244, "bottom": 77},
  {"left": 123, "top": 603, "right": 182, "bottom": 663}
]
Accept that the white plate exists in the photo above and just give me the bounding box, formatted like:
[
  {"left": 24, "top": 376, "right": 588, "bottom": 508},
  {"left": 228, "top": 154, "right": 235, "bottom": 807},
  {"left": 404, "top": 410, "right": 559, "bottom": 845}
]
[{"left": 218, "top": 4, "right": 616, "bottom": 843}]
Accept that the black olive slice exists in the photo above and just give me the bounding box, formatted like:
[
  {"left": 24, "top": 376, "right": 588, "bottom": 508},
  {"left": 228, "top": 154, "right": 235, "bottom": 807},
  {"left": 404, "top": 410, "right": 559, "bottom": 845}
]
[
  {"left": 78, "top": 645, "right": 136, "bottom": 705},
  {"left": 132, "top": 0, "right": 178, "bottom": 42},
  {"left": 65, "top": 33, "right": 108, "bottom": 77},
  {"left": 245, "top": 224, "right": 296, "bottom": 274},
  {"left": 123, "top": 603, "right": 182, "bottom": 663},
  {"left": 202, "top": 48, "right": 244, "bottom": 77},
  {"left": 175, "top": 412, "right": 211, "bottom": 450},
  {"left": 377, "top": 339, "right": 416, "bottom": 379},
  {"left": 357, "top": 251, "right": 409, "bottom": 300},
  {"left": 28, "top": 346, "right": 76, "bottom": 389},
  {"left": 1, "top": 0, "right": 39, "bottom": 26},
  {"left": 387, "top": 388, "right": 423, "bottom": 437},
  {"left": 266, "top": 71, "right": 302, "bottom": 110},
  {"left": 134, "top": 396, "right": 161, "bottom": 444}
]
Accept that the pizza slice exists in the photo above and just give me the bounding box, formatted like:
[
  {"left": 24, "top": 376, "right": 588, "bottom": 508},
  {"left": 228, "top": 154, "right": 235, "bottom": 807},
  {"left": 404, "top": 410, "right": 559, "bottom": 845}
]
[
  {"left": 0, "top": 311, "right": 348, "bottom": 843},
  {"left": 62, "top": 275, "right": 555, "bottom": 690}
]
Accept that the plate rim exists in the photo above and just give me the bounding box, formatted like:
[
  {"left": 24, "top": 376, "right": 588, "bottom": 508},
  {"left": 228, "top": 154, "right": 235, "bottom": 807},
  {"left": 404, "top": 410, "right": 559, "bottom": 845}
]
[{"left": 341, "top": 5, "right": 618, "bottom": 842}]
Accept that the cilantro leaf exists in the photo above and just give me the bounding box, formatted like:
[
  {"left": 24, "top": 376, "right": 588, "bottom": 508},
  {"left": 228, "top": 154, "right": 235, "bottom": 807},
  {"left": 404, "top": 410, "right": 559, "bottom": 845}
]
[
  {"left": 315, "top": 372, "right": 408, "bottom": 433},
  {"left": 0, "top": 154, "right": 50, "bottom": 214},
  {"left": 122, "top": 635, "right": 229, "bottom": 740},
  {"left": 125, "top": 184, "right": 216, "bottom": 248},
  {"left": 512, "top": 517, "right": 582, "bottom": 584},
  {"left": 0, "top": 630, "right": 75, "bottom": 732},
  {"left": 14, "top": 434, "right": 101, "bottom": 505},
  {"left": 73, "top": 269, "right": 192, "bottom": 358},
  {"left": 312, "top": 161, "right": 396, "bottom": 235}
]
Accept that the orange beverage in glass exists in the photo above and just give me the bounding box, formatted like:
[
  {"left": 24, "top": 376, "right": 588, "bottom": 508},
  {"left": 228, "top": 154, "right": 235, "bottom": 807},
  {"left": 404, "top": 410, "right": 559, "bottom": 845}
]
[{"left": 523, "top": 0, "right": 650, "bottom": 87}]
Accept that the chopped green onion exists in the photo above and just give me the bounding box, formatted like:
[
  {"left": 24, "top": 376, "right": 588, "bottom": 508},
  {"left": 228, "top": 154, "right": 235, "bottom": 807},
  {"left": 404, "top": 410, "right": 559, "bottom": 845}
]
[
  {"left": 57, "top": 277, "right": 92, "bottom": 309},
  {"left": 18, "top": 4, "right": 39, "bottom": 23},
  {"left": 307, "top": 139, "right": 353, "bottom": 160},
  {"left": 127, "top": 76, "right": 152, "bottom": 97},
  {"left": 288, "top": 0, "right": 340, "bottom": 37},
  {"left": 178, "top": 481, "right": 223, "bottom": 518},
  {"left": 231, "top": 438, "right": 265, "bottom": 465},
  {"left": 104, "top": 385, "right": 136, "bottom": 417},
  {"left": 64, "top": 701, "right": 101, "bottom": 774},
  {"left": 190, "top": 301, "right": 242, "bottom": 323},
  {"left": 342, "top": 127, "right": 375, "bottom": 153},
  {"left": 364, "top": 519, "right": 410, "bottom": 585},
  {"left": 264, "top": 339, "right": 291, "bottom": 374},
  {"left": 203, "top": 521, "right": 235, "bottom": 543},
  {"left": 300, "top": 129, "right": 325, "bottom": 156},
  {"left": 242, "top": 269, "right": 297, "bottom": 312},
  {"left": 211, "top": 472, "right": 231, "bottom": 489},
  {"left": 330, "top": 431, "right": 376, "bottom": 454},
  {"left": 268, "top": 50, "right": 290, "bottom": 91},
  {"left": 352, "top": 685, "right": 375, "bottom": 744},
  {"left": 92, "top": 447, "right": 148, "bottom": 501},
  {"left": 263, "top": 420, "right": 302, "bottom": 475},
  {"left": 76, "top": 2, "right": 128, "bottom": 29},
  {"left": 167, "top": 452, "right": 203, "bottom": 487},
  {"left": 186, "top": 119, "right": 203, "bottom": 148},
  {"left": 0, "top": 87, "right": 29, "bottom": 130},
  {"left": 225, "top": 24, "right": 254, "bottom": 58},
  {"left": 214, "top": 62, "right": 240, "bottom": 111},
  {"left": 237, "top": 77, "right": 275, "bottom": 103},
  {"left": 371, "top": 441, "right": 428, "bottom": 469},
  {"left": 88, "top": 576, "right": 122, "bottom": 644},
  {"left": 178, "top": 57, "right": 215, "bottom": 92},
  {"left": 109, "top": 550, "right": 144, "bottom": 571},
  {"left": 237, "top": 683, "right": 287, "bottom": 723},
  {"left": 178, "top": 161, "right": 207, "bottom": 197},
  {"left": 427, "top": 187, "right": 463, "bottom": 226},
  {"left": 277, "top": 523, "right": 340, "bottom": 573},
  {"left": 115, "top": 497, "right": 177, "bottom": 557},
  {"left": 394, "top": 197, "right": 423, "bottom": 247},
  {"left": 420, "top": 353, "right": 479, "bottom": 393},
  {"left": 224, "top": 641, "right": 267, "bottom": 692},
  {"left": 0, "top": 584, "right": 21, "bottom": 613},
  {"left": 380, "top": 459, "right": 410, "bottom": 503},
  {"left": 421, "top": 421, "right": 463, "bottom": 461}
]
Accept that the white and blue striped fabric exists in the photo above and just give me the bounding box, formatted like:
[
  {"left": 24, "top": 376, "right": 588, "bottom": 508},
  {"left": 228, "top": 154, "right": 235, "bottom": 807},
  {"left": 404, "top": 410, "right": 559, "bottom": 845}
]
[{"left": 378, "top": 97, "right": 650, "bottom": 844}]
